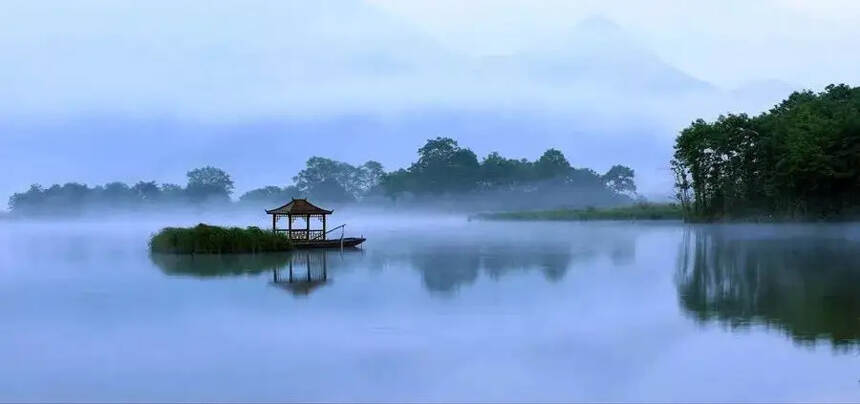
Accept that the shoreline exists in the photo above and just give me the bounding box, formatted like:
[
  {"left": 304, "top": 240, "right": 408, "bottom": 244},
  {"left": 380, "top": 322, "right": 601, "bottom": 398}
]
[{"left": 473, "top": 203, "right": 683, "bottom": 222}]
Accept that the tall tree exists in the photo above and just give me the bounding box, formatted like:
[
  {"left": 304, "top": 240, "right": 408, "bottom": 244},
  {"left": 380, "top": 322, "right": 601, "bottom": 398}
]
[
  {"left": 534, "top": 148, "right": 571, "bottom": 179},
  {"left": 185, "top": 166, "right": 234, "bottom": 202},
  {"left": 602, "top": 165, "right": 637, "bottom": 194},
  {"left": 409, "top": 137, "right": 479, "bottom": 193},
  {"left": 294, "top": 157, "right": 371, "bottom": 201},
  {"left": 356, "top": 161, "right": 385, "bottom": 195}
]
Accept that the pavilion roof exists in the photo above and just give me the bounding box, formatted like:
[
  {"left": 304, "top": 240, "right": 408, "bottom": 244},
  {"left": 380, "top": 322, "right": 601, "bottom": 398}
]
[
  {"left": 271, "top": 279, "right": 329, "bottom": 296},
  {"left": 266, "top": 198, "right": 333, "bottom": 215}
]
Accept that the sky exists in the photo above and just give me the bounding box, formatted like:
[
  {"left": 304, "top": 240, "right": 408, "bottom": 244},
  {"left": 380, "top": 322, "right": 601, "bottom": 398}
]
[
  {"left": 371, "top": 0, "right": 860, "bottom": 88},
  {"left": 1, "top": 0, "right": 858, "bottom": 202}
]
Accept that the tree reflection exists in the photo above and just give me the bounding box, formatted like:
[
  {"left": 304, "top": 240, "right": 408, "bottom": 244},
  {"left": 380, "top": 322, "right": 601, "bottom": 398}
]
[
  {"left": 151, "top": 252, "right": 292, "bottom": 277},
  {"left": 405, "top": 236, "right": 634, "bottom": 293},
  {"left": 676, "top": 227, "right": 860, "bottom": 348},
  {"left": 410, "top": 247, "right": 482, "bottom": 294}
]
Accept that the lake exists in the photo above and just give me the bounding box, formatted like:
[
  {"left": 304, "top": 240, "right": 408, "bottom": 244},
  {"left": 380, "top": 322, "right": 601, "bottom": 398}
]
[{"left": 1, "top": 215, "right": 859, "bottom": 401}]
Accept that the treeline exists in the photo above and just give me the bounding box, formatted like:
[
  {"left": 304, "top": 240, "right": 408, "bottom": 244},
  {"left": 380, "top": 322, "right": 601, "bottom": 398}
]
[
  {"left": 672, "top": 84, "right": 860, "bottom": 220},
  {"left": 238, "top": 158, "right": 384, "bottom": 204},
  {"left": 240, "top": 137, "right": 637, "bottom": 209},
  {"left": 380, "top": 137, "right": 635, "bottom": 198},
  {"left": 7, "top": 137, "right": 637, "bottom": 216},
  {"left": 8, "top": 167, "right": 236, "bottom": 216}
]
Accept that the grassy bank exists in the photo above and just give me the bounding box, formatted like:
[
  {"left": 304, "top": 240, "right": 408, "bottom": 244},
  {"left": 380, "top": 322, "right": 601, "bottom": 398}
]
[
  {"left": 477, "top": 203, "right": 683, "bottom": 221},
  {"left": 149, "top": 223, "right": 292, "bottom": 254}
]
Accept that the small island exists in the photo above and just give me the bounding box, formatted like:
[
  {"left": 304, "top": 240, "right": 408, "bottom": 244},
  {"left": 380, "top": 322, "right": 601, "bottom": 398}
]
[
  {"left": 149, "top": 199, "right": 364, "bottom": 254},
  {"left": 149, "top": 224, "right": 293, "bottom": 254}
]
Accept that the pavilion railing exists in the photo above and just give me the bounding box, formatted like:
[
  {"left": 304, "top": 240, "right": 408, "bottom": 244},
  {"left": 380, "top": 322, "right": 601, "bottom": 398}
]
[{"left": 287, "top": 230, "right": 324, "bottom": 240}]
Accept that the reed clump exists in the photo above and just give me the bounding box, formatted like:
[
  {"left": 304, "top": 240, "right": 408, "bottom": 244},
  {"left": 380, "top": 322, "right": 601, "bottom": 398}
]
[{"left": 149, "top": 223, "right": 292, "bottom": 254}]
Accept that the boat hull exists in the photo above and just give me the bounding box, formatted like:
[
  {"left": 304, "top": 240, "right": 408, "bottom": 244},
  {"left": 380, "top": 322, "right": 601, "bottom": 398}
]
[{"left": 292, "top": 237, "right": 366, "bottom": 249}]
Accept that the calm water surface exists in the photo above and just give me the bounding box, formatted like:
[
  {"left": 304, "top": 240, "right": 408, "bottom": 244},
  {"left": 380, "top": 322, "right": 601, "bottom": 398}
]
[{"left": 1, "top": 216, "right": 859, "bottom": 401}]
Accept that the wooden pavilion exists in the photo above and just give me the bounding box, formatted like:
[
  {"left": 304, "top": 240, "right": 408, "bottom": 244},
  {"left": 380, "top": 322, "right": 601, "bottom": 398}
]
[{"left": 266, "top": 198, "right": 332, "bottom": 241}]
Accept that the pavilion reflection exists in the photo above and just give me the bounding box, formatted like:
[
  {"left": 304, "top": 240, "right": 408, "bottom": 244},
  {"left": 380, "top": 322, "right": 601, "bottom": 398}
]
[
  {"left": 270, "top": 251, "right": 332, "bottom": 297},
  {"left": 151, "top": 249, "right": 361, "bottom": 297},
  {"left": 675, "top": 227, "right": 860, "bottom": 349}
]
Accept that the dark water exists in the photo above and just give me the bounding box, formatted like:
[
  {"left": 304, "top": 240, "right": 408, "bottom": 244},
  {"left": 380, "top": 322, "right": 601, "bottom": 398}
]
[{"left": 1, "top": 217, "right": 859, "bottom": 401}]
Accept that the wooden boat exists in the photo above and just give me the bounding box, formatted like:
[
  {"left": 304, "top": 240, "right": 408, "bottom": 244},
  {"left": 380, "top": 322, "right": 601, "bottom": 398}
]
[
  {"left": 291, "top": 237, "right": 366, "bottom": 249},
  {"left": 266, "top": 198, "right": 366, "bottom": 250}
]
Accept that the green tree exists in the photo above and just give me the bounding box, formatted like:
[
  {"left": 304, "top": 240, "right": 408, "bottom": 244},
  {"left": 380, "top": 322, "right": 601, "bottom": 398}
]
[
  {"left": 160, "top": 183, "right": 185, "bottom": 202},
  {"left": 534, "top": 148, "right": 571, "bottom": 179},
  {"left": 380, "top": 169, "right": 413, "bottom": 201},
  {"left": 101, "top": 182, "right": 134, "bottom": 205},
  {"left": 306, "top": 178, "right": 354, "bottom": 202},
  {"left": 185, "top": 166, "right": 234, "bottom": 202},
  {"left": 239, "top": 185, "right": 303, "bottom": 205},
  {"left": 132, "top": 181, "right": 161, "bottom": 202},
  {"left": 409, "top": 137, "right": 480, "bottom": 193},
  {"left": 602, "top": 165, "right": 637, "bottom": 194},
  {"left": 356, "top": 160, "right": 385, "bottom": 195},
  {"left": 294, "top": 157, "right": 360, "bottom": 200},
  {"left": 480, "top": 152, "right": 532, "bottom": 189},
  {"left": 567, "top": 168, "right": 604, "bottom": 189}
]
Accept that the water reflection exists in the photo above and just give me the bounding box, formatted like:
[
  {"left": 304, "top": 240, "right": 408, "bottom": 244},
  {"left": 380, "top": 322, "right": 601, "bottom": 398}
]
[
  {"left": 151, "top": 252, "right": 292, "bottom": 277},
  {"left": 150, "top": 227, "right": 639, "bottom": 297},
  {"left": 382, "top": 234, "right": 635, "bottom": 294},
  {"left": 270, "top": 252, "right": 330, "bottom": 297},
  {"left": 676, "top": 227, "right": 860, "bottom": 348},
  {"left": 151, "top": 250, "right": 353, "bottom": 297}
]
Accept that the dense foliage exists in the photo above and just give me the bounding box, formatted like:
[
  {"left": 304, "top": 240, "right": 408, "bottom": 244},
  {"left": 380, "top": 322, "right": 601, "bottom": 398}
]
[
  {"left": 8, "top": 138, "right": 637, "bottom": 216},
  {"left": 672, "top": 84, "right": 860, "bottom": 220},
  {"left": 240, "top": 138, "right": 636, "bottom": 207},
  {"left": 149, "top": 224, "right": 292, "bottom": 254},
  {"left": 379, "top": 137, "right": 635, "bottom": 206},
  {"left": 236, "top": 158, "right": 384, "bottom": 205}
]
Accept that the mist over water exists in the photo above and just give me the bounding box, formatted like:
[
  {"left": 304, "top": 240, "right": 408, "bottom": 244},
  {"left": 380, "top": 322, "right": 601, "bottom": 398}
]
[
  {"left": 2, "top": 0, "right": 859, "bottom": 401},
  {"left": 1, "top": 215, "right": 858, "bottom": 401}
]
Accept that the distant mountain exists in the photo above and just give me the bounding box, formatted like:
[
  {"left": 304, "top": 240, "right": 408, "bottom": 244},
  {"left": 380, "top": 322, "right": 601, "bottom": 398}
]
[
  {"left": 473, "top": 16, "right": 713, "bottom": 94},
  {"left": 273, "top": 0, "right": 455, "bottom": 77}
]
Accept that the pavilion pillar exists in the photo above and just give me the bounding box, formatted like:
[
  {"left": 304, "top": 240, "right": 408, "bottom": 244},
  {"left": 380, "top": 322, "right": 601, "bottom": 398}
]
[
  {"left": 272, "top": 214, "right": 276, "bottom": 234},
  {"left": 288, "top": 214, "right": 292, "bottom": 239},
  {"left": 322, "top": 215, "right": 327, "bottom": 240},
  {"left": 322, "top": 251, "right": 327, "bottom": 280},
  {"left": 306, "top": 214, "right": 310, "bottom": 240}
]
